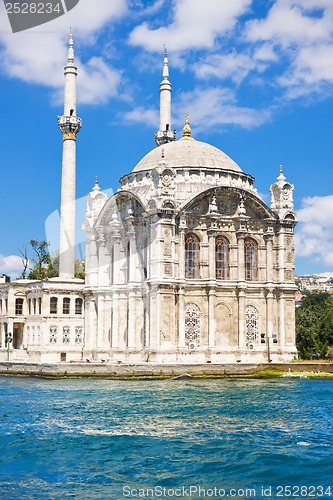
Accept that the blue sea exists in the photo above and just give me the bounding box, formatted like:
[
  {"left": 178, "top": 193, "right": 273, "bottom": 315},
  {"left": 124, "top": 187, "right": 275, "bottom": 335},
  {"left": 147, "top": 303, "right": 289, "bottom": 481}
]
[{"left": 0, "top": 376, "right": 333, "bottom": 499}]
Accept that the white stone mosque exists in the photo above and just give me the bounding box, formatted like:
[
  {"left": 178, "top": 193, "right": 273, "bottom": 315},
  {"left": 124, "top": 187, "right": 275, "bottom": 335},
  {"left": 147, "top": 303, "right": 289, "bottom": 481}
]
[{"left": 0, "top": 34, "right": 298, "bottom": 364}]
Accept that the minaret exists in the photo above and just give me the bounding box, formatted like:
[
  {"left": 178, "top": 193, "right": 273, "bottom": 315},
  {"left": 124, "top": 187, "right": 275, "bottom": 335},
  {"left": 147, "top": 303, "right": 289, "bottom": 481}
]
[
  {"left": 154, "top": 47, "right": 176, "bottom": 146},
  {"left": 58, "top": 30, "right": 82, "bottom": 279}
]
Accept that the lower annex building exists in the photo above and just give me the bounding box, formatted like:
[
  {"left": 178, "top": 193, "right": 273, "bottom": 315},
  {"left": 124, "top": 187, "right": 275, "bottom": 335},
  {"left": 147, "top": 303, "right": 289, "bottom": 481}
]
[{"left": 0, "top": 37, "right": 298, "bottom": 364}]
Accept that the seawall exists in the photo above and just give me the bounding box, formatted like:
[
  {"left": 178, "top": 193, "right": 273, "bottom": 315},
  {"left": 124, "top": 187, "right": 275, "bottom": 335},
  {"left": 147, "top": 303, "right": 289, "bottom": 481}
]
[{"left": 0, "top": 362, "right": 333, "bottom": 378}]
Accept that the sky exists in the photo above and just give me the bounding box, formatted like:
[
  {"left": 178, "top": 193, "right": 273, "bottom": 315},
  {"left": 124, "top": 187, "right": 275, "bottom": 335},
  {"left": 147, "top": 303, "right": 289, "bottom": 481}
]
[{"left": 0, "top": 0, "right": 332, "bottom": 279}]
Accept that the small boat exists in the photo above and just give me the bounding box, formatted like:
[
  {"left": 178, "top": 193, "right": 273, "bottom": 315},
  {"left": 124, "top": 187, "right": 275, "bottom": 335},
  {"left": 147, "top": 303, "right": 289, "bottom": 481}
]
[{"left": 281, "top": 369, "right": 307, "bottom": 379}]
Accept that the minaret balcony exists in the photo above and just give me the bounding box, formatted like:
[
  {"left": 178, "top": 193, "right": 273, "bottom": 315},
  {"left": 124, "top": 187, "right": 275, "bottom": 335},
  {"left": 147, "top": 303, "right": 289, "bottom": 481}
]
[
  {"left": 154, "top": 129, "right": 176, "bottom": 146},
  {"left": 58, "top": 115, "right": 82, "bottom": 140}
]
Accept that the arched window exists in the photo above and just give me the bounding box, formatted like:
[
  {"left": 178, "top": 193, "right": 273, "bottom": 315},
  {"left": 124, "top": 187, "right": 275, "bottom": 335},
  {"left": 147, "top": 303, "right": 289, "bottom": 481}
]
[
  {"left": 38, "top": 297, "right": 42, "bottom": 315},
  {"left": 15, "top": 298, "right": 24, "bottom": 315},
  {"left": 215, "top": 236, "right": 230, "bottom": 280},
  {"left": 63, "top": 297, "right": 70, "bottom": 315},
  {"left": 185, "top": 233, "right": 200, "bottom": 279},
  {"left": 75, "top": 298, "right": 83, "bottom": 315},
  {"left": 50, "top": 297, "right": 58, "bottom": 314},
  {"left": 246, "top": 305, "right": 259, "bottom": 350},
  {"left": 244, "top": 238, "right": 258, "bottom": 281},
  {"left": 28, "top": 299, "right": 31, "bottom": 315},
  {"left": 33, "top": 298, "right": 36, "bottom": 315}
]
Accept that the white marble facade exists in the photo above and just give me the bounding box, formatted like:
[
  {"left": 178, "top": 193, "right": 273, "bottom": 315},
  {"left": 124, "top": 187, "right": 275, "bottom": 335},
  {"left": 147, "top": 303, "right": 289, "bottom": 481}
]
[{"left": 83, "top": 121, "right": 298, "bottom": 363}]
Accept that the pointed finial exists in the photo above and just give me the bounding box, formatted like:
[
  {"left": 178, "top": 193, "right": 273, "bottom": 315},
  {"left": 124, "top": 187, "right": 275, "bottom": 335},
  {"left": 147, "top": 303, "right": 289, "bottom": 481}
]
[
  {"left": 162, "top": 45, "right": 169, "bottom": 80},
  {"left": 277, "top": 164, "right": 286, "bottom": 182},
  {"left": 181, "top": 113, "right": 193, "bottom": 140},
  {"left": 93, "top": 176, "right": 101, "bottom": 192}
]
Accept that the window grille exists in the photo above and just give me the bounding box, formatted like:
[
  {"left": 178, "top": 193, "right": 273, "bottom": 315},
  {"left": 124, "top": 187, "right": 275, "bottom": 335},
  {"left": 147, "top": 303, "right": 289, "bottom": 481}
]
[
  {"left": 246, "top": 306, "right": 259, "bottom": 350},
  {"left": 185, "top": 303, "right": 200, "bottom": 349}
]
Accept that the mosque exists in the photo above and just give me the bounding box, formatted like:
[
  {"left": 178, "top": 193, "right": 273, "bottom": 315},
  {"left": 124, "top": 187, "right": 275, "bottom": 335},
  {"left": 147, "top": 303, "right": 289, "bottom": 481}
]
[{"left": 0, "top": 34, "right": 298, "bottom": 364}]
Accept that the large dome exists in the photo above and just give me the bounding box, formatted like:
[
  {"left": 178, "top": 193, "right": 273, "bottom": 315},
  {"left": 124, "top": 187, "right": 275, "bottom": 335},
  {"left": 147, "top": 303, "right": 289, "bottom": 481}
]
[{"left": 133, "top": 138, "right": 242, "bottom": 173}]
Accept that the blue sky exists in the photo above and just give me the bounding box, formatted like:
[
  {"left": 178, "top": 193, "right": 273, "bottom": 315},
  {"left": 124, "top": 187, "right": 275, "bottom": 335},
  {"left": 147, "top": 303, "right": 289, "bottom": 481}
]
[{"left": 0, "top": 0, "right": 332, "bottom": 278}]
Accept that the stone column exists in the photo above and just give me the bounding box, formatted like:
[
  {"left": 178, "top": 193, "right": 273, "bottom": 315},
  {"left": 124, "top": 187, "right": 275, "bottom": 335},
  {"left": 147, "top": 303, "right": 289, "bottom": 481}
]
[
  {"left": 0, "top": 323, "right": 3, "bottom": 348},
  {"left": 264, "top": 233, "right": 274, "bottom": 283},
  {"left": 111, "top": 292, "right": 120, "bottom": 349},
  {"left": 236, "top": 230, "right": 246, "bottom": 282},
  {"left": 238, "top": 288, "right": 246, "bottom": 349},
  {"left": 178, "top": 224, "right": 187, "bottom": 279},
  {"left": 127, "top": 291, "right": 136, "bottom": 349},
  {"left": 149, "top": 287, "right": 160, "bottom": 350},
  {"left": 84, "top": 295, "right": 97, "bottom": 351},
  {"left": 97, "top": 294, "right": 105, "bottom": 349},
  {"left": 208, "top": 230, "right": 216, "bottom": 280},
  {"left": 278, "top": 291, "right": 286, "bottom": 349},
  {"left": 208, "top": 287, "right": 216, "bottom": 348},
  {"left": 178, "top": 286, "right": 186, "bottom": 348},
  {"left": 22, "top": 323, "right": 27, "bottom": 350},
  {"left": 266, "top": 288, "right": 274, "bottom": 339},
  {"left": 97, "top": 235, "right": 109, "bottom": 287},
  {"left": 88, "top": 235, "right": 99, "bottom": 287},
  {"left": 278, "top": 229, "right": 285, "bottom": 283}
]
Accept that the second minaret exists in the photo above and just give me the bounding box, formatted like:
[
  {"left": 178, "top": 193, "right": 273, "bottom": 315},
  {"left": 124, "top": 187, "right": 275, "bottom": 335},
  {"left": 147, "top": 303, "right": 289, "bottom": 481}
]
[{"left": 58, "top": 31, "right": 82, "bottom": 279}]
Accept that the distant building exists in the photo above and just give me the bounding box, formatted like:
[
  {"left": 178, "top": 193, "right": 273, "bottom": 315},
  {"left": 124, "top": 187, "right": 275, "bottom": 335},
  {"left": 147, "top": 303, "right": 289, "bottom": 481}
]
[{"left": 0, "top": 35, "right": 298, "bottom": 364}]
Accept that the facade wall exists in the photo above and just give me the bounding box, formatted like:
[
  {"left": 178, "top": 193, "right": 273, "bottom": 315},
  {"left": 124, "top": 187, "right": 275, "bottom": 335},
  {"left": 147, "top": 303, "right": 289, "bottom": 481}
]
[{"left": 83, "top": 179, "right": 297, "bottom": 363}]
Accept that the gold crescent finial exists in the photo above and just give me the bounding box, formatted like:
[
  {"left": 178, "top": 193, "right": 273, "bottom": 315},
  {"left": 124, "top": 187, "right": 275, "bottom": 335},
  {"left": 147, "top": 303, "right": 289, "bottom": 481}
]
[{"left": 181, "top": 113, "right": 193, "bottom": 140}]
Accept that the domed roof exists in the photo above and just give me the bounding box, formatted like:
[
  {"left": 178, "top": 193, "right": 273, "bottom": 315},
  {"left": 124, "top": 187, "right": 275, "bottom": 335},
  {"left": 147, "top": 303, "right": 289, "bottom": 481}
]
[{"left": 133, "top": 138, "right": 242, "bottom": 173}]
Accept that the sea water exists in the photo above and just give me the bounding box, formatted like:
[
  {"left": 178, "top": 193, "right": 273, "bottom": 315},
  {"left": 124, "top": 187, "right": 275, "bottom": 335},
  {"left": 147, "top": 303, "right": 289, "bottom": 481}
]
[{"left": 0, "top": 376, "right": 332, "bottom": 499}]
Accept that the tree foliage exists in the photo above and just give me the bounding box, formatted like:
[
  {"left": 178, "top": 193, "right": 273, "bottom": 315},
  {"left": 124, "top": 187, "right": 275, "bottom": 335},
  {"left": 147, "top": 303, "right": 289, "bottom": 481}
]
[
  {"left": 24, "top": 241, "right": 85, "bottom": 280},
  {"left": 296, "top": 291, "right": 333, "bottom": 359},
  {"left": 27, "top": 240, "right": 58, "bottom": 279}
]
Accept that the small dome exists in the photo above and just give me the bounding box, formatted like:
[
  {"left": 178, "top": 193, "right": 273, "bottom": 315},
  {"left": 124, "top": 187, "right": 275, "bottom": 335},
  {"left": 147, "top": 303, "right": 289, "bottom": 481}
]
[{"left": 133, "top": 139, "right": 242, "bottom": 173}]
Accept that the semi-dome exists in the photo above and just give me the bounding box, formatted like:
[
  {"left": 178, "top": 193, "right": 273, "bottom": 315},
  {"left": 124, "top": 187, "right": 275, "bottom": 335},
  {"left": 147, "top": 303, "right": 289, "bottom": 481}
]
[{"left": 133, "top": 138, "right": 242, "bottom": 173}]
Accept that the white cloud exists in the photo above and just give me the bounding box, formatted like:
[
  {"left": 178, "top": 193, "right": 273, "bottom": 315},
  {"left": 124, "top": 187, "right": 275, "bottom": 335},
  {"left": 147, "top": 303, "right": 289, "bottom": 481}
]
[
  {"left": 193, "top": 51, "right": 256, "bottom": 84},
  {"left": 122, "top": 107, "right": 158, "bottom": 127},
  {"left": 0, "top": 255, "right": 24, "bottom": 279},
  {"left": 173, "top": 87, "right": 272, "bottom": 131},
  {"left": 278, "top": 43, "right": 333, "bottom": 98},
  {"left": 246, "top": 0, "right": 333, "bottom": 47},
  {"left": 0, "top": 0, "right": 127, "bottom": 104},
  {"left": 245, "top": 0, "right": 333, "bottom": 99},
  {"left": 129, "top": 0, "right": 252, "bottom": 52},
  {"left": 295, "top": 195, "right": 333, "bottom": 267}
]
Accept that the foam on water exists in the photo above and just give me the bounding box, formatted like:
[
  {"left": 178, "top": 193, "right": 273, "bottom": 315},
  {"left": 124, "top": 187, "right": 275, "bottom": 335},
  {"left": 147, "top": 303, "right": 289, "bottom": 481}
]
[{"left": 0, "top": 377, "right": 333, "bottom": 499}]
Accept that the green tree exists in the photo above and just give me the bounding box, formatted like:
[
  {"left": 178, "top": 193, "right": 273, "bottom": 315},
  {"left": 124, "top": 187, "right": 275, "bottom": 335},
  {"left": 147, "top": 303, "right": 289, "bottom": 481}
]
[
  {"left": 50, "top": 251, "right": 85, "bottom": 279},
  {"left": 27, "top": 240, "right": 58, "bottom": 280},
  {"left": 296, "top": 291, "right": 333, "bottom": 359}
]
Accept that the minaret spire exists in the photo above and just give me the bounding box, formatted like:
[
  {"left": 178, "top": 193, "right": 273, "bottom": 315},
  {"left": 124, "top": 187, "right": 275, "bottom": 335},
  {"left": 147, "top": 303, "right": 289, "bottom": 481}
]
[
  {"left": 58, "top": 30, "right": 82, "bottom": 279},
  {"left": 154, "top": 47, "right": 176, "bottom": 146}
]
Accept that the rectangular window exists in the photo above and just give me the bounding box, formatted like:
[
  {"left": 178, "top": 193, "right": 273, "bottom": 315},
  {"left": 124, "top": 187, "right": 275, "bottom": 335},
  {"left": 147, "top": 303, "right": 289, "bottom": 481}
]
[
  {"left": 75, "top": 298, "right": 83, "bottom": 315},
  {"left": 50, "top": 297, "right": 58, "bottom": 314},
  {"left": 63, "top": 298, "right": 70, "bottom": 315},
  {"left": 15, "top": 298, "right": 24, "bottom": 315}
]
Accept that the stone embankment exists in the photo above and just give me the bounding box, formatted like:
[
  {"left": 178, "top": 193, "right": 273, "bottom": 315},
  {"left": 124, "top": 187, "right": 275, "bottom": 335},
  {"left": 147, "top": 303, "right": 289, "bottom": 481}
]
[{"left": 0, "top": 362, "right": 332, "bottom": 378}]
